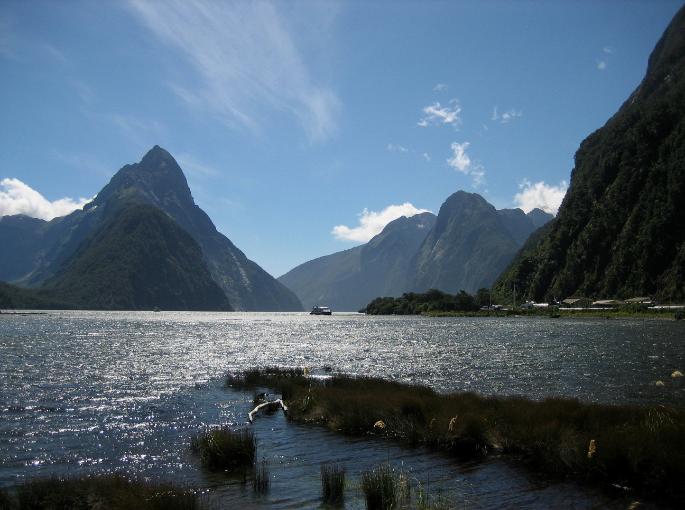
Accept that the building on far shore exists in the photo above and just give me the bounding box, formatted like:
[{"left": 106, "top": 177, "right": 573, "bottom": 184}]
[
  {"left": 592, "top": 299, "right": 624, "bottom": 308},
  {"left": 624, "top": 297, "right": 654, "bottom": 306},
  {"left": 561, "top": 297, "right": 591, "bottom": 308}
]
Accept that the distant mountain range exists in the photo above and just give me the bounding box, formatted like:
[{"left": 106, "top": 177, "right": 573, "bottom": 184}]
[
  {"left": 279, "top": 212, "right": 437, "bottom": 311},
  {"left": 279, "top": 191, "right": 552, "bottom": 310},
  {"left": 0, "top": 146, "right": 303, "bottom": 311},
  {"left": 494, "top": 5, "right": 685, "bottom": 303}
]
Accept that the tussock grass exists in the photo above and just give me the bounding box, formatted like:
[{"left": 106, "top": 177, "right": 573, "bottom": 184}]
[
  {"left": 320, "top": 463, "right": 345, "bottom": 505},
  {"left": 233, "top": 369, "right": 685, "bottom": 504},
  {"left": 360, "top": 463, "right": 410, "bottom": 510},
  {"left": 252, "top": 460, "right": 270, "bottom": 494},
  {"left": 0, "top": 475, "right": 199, "bottom": 510},
  {"left": 191, "top": 427, "right": 255, "bottom": 472}
]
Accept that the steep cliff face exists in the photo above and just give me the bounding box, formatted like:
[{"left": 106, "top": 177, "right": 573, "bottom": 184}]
[
  {"left": 88, "top": 146, "right": 302, "bottom": 311},
  {"left": 494, "top": 6, "right": 685, "bottom": 302}
]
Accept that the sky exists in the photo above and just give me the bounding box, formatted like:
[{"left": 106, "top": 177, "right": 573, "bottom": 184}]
[{"left": 1, "top": 0, "right": 683, "bottom": 277}]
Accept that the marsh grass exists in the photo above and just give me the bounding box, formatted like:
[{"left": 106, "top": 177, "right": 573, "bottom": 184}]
[
  {"left": 321, "top": 463, "right": 346, "bottom": 505},
  {"left": 360, "top": 463, "right": 410, "bottom": 510},
  {"left": 252, "top": 459, "right": 270, "bottom": 494},
  {"left": 1, "top": 475, "right": 199, "bottom": 510},
  {"left": 234, "top": 369, "right": 685, "bottom": 504},
  {"left": 191, "top": 427, "right": 255, "bottom": 472}
]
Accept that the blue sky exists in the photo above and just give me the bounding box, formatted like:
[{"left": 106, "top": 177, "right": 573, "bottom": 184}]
[{"left": 1, "top": 0, "right": 682, "bottom": 277}]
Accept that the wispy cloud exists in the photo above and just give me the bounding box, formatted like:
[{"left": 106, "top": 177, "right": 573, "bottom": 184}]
[
  {"left": 602, "top": 46, "right": 614, "bottom": 54},
  {"left": 447, "top": 142, "right": 485, "bottom": 187},
  {"left": 491, "top": 106, "right": 523, "bottom": 124},
  {"left": 422, "top": 152, "right": 431, "bottom": 162},
  {"left": 418, "top": 99, "right": 461, "bottom": 127},
  {"left": 332, "top": 202, "right": 430, "bottom": 243},
  {"left": 433, "top": 83, "right": 448, "bottom": 92},
  {"left": 108, "top": 113, "right": 167, "bottom": 146},
  {"left": 0, "top": 178, "right": 91, "bottom": 220},
  {"left": 596, "top": 60, "right": 607, "bottom": 71},
  {"left": 514, "top": 179, "right": 568, "bottom": 214},
  {"left": 176, "top": 153, "right": 220, "bottom": 178},
  {"left": 387, "top": 143, "right": 409, "bottom": 153},
  {"left": 126, "top": 0, "right": 339, "bottom": 142}
]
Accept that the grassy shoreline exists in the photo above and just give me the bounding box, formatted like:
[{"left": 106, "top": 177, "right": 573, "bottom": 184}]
[{"left": 228, "top": 368, "right": 685, "bottom": 506}]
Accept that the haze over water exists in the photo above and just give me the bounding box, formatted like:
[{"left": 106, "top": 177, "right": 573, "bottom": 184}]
[{"left": 1, "top": 311, "right": 683, "bottom": 507}]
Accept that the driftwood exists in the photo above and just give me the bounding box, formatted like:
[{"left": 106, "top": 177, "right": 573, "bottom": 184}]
[{"left": 248, "top": 399, "right": 288, "bottom": 423}]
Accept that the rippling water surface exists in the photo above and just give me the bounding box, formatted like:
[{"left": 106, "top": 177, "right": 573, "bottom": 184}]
[{"left": 1, "top": 311, "right": 683, "bottom": 507}]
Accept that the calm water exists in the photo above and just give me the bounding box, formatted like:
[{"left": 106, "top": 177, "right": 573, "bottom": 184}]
[{"left": 1, "top": 311, "right": 683, "bottom": 508}]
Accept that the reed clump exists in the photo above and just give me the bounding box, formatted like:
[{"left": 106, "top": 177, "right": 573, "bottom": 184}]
[
  {"left": 360, "top": 463, "right": 410, "bottom": 510},
  {"left": 191, "top": 426, "right": 255, "bottom": 472},
  {"left": 232, "top": 369, "right": 685, "bottom": 504},
  {"left": 252, "top": 459, "right": 270, "bottom": 494},
  {"left": 0, "top": 475, "right": 199, "bottom": 510},
  {"left": 320, "top": 463, "right": 345, "bottom": 505}
]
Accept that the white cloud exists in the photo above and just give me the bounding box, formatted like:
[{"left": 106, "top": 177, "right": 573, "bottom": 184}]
[
  {"left": 387, "top": 143, "right": 409, "bottom": 153},
  {"left": 597, "top": 60, "right": 607, "bottom": 71},
  {"left": 0, "top": 178, "right": 91, "bottom": 220},
  {"left": 422, "top": 152, "right": 431, "bottom": 162},
  {"left": 332, "top": 202, "right": 430, "bottom": 243},
  {"left": 491, "top": 106, "right": 523, "bottom": 124},
  {"left": 447, "top": 142, "right": 471, "bottom": 172},
  {"left": 418, "top": 99, "right": 461, "bottom": 127},
  {"left": 433, "top": 83, "right": 448, "bottom": 92},
  {"left": 513, "top": 179, "right": 568, "bottom": 214},
  {"left": 127, "top": 0, "right": 339, "bottom": 142},
  {"left": 603, "top": 46, "right": 614, "bottom": 54},
  {"left": 447, "top": 142, "right": 485, "bottom": 187}
]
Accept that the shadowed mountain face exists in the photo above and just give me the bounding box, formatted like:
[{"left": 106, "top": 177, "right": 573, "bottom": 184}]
[
  {"left": 279, "top": 212, "right": 437, "bottom": 311},
  {"left": 87, "top": 146, "right": 302, "bottom": 311},
  {"left": 43, "top": 203, "right": 231, "bottom": 311},
  {"left": 410, "top": 191, "right": 549, "bottom": 294},
  {"left": 0, "top": 146, "right": 303, "bottom": 311},
  {"left": 494, "top": 5, "right": 685, "bottom": 302}
]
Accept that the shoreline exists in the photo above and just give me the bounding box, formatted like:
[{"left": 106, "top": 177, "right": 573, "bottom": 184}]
[{"left": 227, "top": 368, "right": 685, "bottom": 507}]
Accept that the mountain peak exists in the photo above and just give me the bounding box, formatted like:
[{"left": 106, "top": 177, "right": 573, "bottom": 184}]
[{"left": 92, "top": 146, "right": 192, "bottom": 210}]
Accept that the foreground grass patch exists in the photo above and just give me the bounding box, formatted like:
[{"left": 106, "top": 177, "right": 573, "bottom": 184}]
[
  {"left": 321, "top": 463, "right": 345, "bottom": 505},
  {"left": 0, "top": 475, "right": 199, "bottom": 510},
  {"left": 360, "top": 463, "right": 410, "bottom": 510},
  {"left": 191, "top": 426, "right": 255, "bottom": 472},
  {"left": 227, "top": 368, "right": 685, "bottom": 504}
]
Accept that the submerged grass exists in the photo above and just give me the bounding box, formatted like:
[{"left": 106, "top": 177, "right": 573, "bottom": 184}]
[
  {"left": 0, "top": 475, "right": 200, "bottom": 510},
  {"left": 360, "top": 463, "right": 410, "bottom": 510},
  {"left": 227, "top": 368, "right": 685, "bottom": 504},
  {"left": 321, "top": 463, "right": 346, "bottom": 505},
  {"left": 191, "top": 426, "right": 255, "bottom": 472},
  {"left": 252, "top": 459, "right": 270, "bottom": 494}
]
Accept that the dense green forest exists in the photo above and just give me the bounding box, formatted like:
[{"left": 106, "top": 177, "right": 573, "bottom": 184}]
[
  {"left": 362, "top": 288, "right": 491, "bottom": 315},
  {"left": 494, "top": 6, "right": 685, "bottom": 303}
]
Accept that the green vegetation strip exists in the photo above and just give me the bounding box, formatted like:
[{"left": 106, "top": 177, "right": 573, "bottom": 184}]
[
  {"left": 228, "top": 368, "right": 685, "bottom": 504},
  {"left": 0, "top": 475, "right": 199, "bottom": 510}
]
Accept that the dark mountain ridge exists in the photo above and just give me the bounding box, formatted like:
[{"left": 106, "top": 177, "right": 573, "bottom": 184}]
[{"left": 493, "top": 6, "right": 685, "bottom": 302}]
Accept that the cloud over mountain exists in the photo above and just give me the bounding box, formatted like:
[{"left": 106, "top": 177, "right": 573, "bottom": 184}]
[
  {"left": 332, "top": 202, "right": 430, "bottom": 243},
  {"left": 0, "top": 178, "right": 90, "bottom": 220}
]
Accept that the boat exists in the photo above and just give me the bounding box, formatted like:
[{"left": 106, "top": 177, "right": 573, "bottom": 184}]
[{"left": 310, "top": 306, "right": 332, "bottom": 315}]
